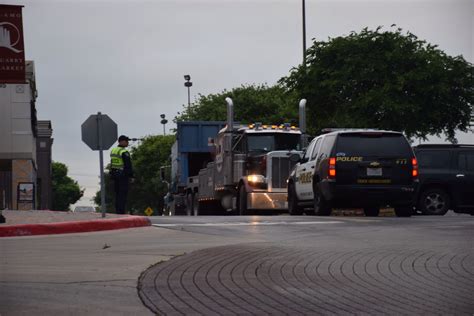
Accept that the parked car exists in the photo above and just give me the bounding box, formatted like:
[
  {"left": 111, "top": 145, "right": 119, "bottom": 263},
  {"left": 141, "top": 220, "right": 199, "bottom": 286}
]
[
  {"left": 73, "top": 206, "right": 96, "bottom": 212},
  {"left": 413, "top": 144, "right": 474, "bottom": 215},
  {"left": 288, "top": 129, "right": 418, "bottom": 217}
]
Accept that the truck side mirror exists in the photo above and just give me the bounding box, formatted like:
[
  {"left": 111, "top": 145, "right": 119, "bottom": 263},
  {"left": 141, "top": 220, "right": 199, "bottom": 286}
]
[{"left": 160, "top": 166, "right": 165, "bottom": 181}]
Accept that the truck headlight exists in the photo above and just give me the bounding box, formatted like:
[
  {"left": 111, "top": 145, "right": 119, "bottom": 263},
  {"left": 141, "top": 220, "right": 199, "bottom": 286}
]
[{"left": 247, "top": 174, "right": 266, "bottom": 184}]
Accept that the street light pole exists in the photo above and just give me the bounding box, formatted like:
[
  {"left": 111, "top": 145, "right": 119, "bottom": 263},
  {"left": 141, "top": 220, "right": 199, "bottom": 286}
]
[
  {"left": 184, "top": 75, "right": 192, "bottom": 111},
  {"left": 302, "top": 0, "right": 307, "bottom": 69},
  {"left": 160, "top": 114, "right": 168, "bottom": 136}
]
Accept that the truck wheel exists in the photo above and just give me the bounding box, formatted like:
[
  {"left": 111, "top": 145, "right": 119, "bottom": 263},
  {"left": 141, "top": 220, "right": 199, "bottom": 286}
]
[
  {"left": 363, "top": 207, "right": 380, "bottom": 217},
  {"left": 238, "top": 185, "right": 249, "bottom": 216},
  {"left": 394, "top": 206, "right": 412, "bottom": 217},
  {"left": 193, "top": 194, "right": 200, "bottom": 216},
  {"left": 186, "top": 193, "right": 194, "bottom": 216},
  {"left": 288, "top": 183, "right": 303, "bottom": 215},
  {"left": 313, "top": 188, "right": 331, "bottom": 216},
  {"left": 419, "top": 188, "right": 450, "bottom": 216}
]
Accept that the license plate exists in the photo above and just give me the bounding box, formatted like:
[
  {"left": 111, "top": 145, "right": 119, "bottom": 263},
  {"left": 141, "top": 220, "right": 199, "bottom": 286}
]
[{"left": 367, "top": 168, "right": 382, "bottom": 176}]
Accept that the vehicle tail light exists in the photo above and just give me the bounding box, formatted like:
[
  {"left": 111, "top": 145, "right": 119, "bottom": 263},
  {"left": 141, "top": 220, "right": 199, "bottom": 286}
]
[
  {"left": 412, "top": 158, "right": 418, "bottom": 178},
  {"left": 329, "top": 157, "right": 336, "bottom": 179}
]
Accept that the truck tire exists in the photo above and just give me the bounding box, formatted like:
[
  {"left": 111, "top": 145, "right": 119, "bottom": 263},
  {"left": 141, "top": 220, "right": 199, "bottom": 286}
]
[
  {"left": 394, "top": 206, "right": 412, "bottom": 217},
  {"left": 193, "top": 194, "right": 200, "bottom": 216},
  {"left": 288, "top": 183, "right": 303, "bottom": 215},
  {"left": 364, "top": 207, "right": 380, "bottom": 217},
  {"left": 186, "top": 193, "right": 194, "bottom": 216},
  {"left": 313, "top": 187, "right": 331, "bottom": 216},
  {"left": 238, "top": 185, "right": 249, "bottom": 216},
  {"left": 418, "top": 188, "right": 450, "bottom": 216}
]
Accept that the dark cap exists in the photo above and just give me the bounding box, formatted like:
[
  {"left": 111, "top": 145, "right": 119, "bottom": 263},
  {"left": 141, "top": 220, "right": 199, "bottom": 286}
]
[{"left": 118, "top": 135, "right": 130, "bottom": 142}]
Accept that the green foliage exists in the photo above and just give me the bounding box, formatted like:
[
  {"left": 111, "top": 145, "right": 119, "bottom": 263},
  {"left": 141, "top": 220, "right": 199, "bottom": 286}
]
[
  {"left": 52, "top": 162, "right": 84, "bottom": 211},
  {"left": 128, "top": 135, "right": 175, "bottom": 215},
  {"left": 175, "top": 84, "right": 299, "bottom": 125},
  {"left": 94, "top": 135, "right": 175, "bottom": 215},
  {"left": 281, "top": 27, "right": 473, "bottom": 141}
]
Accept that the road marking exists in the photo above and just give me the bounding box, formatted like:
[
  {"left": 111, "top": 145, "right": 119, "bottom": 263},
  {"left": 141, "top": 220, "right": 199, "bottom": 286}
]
[{"left": 153, "top": 221, "right": 343, "bottom": 227}]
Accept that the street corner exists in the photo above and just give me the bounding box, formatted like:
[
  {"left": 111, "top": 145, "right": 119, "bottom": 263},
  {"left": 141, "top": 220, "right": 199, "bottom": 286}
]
[{"left": 0, "top": 215, "right": 151, "bottom": 237}]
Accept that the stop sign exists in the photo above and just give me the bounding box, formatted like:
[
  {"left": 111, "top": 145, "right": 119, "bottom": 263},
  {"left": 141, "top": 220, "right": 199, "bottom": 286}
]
[{"left": 81, "top": 113, "right": 118, "bottom": 151}]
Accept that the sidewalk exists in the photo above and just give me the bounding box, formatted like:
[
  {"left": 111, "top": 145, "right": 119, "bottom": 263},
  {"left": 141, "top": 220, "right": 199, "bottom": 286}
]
[{"left": 0, "top": 210, "right": 151, "bottom": 237}]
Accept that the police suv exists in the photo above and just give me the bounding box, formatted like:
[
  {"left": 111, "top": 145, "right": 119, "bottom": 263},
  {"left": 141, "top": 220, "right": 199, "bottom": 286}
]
[{"left": 288, "top": 129, "right": 418, "bottom": 217}]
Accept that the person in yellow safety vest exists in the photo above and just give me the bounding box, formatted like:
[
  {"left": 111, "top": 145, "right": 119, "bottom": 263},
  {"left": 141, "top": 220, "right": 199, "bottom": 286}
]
[{"left": 110, "top": 135, "right": 134, "bottom": 214}]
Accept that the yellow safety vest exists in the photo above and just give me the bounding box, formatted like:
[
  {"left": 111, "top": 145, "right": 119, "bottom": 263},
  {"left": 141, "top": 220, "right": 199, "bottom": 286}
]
[{"left": 110, "top": 147, "right": 129, "bottom": 170}]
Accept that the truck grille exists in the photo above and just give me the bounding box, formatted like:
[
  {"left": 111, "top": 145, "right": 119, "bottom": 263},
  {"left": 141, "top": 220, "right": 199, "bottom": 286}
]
[{"left": 271, "top": 157, "right": 296, "bottom": 189}]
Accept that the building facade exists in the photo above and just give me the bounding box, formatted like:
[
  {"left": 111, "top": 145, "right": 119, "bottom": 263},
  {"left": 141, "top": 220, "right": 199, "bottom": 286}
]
[
  {"left": 0, "top": 5, "right": 53, "bottom": 211},
  {"left": 0, "top": 61, "right": 47, "bottom": 210},
  {"left": 36, "top": 120, "right": 53, "bottom": 210}
]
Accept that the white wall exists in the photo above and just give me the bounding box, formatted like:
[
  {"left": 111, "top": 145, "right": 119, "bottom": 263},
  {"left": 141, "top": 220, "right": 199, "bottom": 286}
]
[{"left": 0, "top": 84, "right": 36, "bottom": 162}]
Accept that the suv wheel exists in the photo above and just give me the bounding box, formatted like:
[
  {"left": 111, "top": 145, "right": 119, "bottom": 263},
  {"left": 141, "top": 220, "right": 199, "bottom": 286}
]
[
  {"left": 364, "top": 207, "right": 380, "bottom": 217},
  {"left": 313, "top": 188, "right": 331, "bottom": 216},
  {"left": 288, "top": 183, "right": 303, "bottom": 215},
  {"left": 419, "top": 188, "right": 450, "bottom": 216},
  {"left": 394, "top": 206, "right": 412, "bottom": 217}
]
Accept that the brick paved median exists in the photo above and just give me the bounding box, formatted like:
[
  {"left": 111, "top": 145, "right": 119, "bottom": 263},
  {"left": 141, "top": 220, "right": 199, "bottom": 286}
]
[{"left": 138, "top": 243, "right": 474, "bottom": 315}]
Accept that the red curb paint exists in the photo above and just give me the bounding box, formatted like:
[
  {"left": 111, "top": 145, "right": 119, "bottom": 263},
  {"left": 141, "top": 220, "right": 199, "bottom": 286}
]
[{"left": 0, "top": 216, "right": 151, "bottom": 237}]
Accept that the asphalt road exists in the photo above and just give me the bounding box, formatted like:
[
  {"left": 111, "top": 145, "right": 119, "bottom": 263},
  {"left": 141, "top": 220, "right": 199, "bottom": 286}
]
[{"left": 2, "top": 212, "right": 473, "bottom": 315}]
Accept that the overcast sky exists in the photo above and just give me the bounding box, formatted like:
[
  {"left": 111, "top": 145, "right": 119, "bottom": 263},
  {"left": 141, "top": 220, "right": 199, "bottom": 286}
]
[{"left": 3, "top": 0, "right": 473, "bottom": 207}]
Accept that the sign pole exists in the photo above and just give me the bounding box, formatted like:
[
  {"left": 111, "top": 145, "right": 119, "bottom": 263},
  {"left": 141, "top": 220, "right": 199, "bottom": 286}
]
[{"left": 97, "top": 112, "right": 106, "bottom": 218}]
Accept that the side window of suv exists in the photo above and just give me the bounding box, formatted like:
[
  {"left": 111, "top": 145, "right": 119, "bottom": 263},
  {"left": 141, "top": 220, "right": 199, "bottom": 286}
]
[
  {"left": 310, "top": 138, "right": 322, "bottom": 160},
  {"left": 458, "top": 151, "right": 474, "bottom": 171},
  {"left": 303, "top": 140, "right": 316, "bottom": 161},
  {"left": 417, "top": 150, "right": 451, "bottom": 169},
  {"left": 319, "top": 135, "right": 336, "bottom": 160}
]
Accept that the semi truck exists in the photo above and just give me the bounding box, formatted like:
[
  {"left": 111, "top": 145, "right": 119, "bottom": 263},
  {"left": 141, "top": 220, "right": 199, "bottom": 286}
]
[{"left": 164, "top": 98, "right": 307, "bottom": 215}]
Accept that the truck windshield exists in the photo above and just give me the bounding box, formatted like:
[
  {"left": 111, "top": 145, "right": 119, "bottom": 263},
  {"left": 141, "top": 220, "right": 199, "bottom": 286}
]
[{"left": 247, "top": 133, "right": 300, "bottom": 152}]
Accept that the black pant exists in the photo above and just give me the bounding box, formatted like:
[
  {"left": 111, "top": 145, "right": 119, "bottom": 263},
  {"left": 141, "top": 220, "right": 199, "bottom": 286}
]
[{"left": 113, "top": 176, "right": 129, "bottom": 214}]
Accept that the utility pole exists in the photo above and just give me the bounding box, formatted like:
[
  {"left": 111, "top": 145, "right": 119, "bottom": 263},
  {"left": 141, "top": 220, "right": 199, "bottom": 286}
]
[{"left": 302, "top": 0, "right": 307, "bottom": 69}]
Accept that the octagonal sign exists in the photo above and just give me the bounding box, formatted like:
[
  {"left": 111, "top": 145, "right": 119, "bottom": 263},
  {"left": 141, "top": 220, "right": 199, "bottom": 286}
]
[{"left": 81, "top": 113, "right": 118, "bottom": 151}]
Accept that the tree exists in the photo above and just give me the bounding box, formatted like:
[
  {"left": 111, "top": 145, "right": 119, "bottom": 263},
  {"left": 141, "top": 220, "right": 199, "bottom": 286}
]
[
  {"left": 175, "top": 84, "right": 299, "bottom": 125},
  {"left": 281, "top": 27, "right": 473, "bottom": 141},
  {"left": 94, "top": 135, "right": 175, "bottom": 215},
  {"left": 128, "top": 135, "right": 175, "bottom": 215},
  {"left": 52, "top": 162, "right": 84, "bottom": 211}
]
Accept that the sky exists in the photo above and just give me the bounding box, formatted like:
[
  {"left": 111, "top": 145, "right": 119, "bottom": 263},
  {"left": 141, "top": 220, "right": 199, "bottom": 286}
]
[{"left": 3, "top": 0, "right": 473, "bottom": 207}]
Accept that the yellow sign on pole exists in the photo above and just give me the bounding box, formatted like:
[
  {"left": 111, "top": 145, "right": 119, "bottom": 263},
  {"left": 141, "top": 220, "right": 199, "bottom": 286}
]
[{"left": 144, "top": 207, "right": 153, "bottom": 216}]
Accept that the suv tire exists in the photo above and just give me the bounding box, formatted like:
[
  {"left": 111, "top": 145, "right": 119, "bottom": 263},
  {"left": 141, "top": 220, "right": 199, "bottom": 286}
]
[
  {"left": 288, "top": 183, "right": 303, "bottom": 215},
  {"left": 394, "top": 206, "right": 412, "bottom": 217},
  {"left": 313, "top": 187, "right": 331, "bottom": 216},
  {"left": 419, "top": 188, "right": 450, "bottom": 216},
  {"left": 364, "top": 207, "right": 380, "bottom": 217}
]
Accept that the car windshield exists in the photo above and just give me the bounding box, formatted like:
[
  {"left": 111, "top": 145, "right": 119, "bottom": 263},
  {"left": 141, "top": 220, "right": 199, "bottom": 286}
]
[{"left": 247, "top": 133, "right": 300, "bottom": 152}]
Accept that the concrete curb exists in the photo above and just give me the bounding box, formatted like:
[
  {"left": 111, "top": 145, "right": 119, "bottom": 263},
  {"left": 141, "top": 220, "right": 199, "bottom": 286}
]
[{"left": 0, "top": 216, "right": 151, "bottom": 237}]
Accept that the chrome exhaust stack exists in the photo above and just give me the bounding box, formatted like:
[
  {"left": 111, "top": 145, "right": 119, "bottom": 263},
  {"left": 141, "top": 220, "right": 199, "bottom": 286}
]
[
  {"left": 299, "top": 99, "right": 307, "bottom": 148},
  {"left": 225, "top": 97, "right": 234, "bottom": 132}
]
